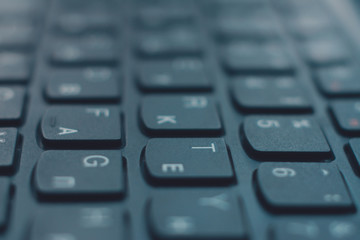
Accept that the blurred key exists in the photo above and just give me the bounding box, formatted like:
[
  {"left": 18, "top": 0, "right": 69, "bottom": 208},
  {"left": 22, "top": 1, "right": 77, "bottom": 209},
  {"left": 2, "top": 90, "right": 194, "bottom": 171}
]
[
  {"left": 316, "top": 66, "right": 360, "bottom": 97},
  {"left": 0, "top": 87, "right": 26, "bottom": 123},
  {"left": 257, "top": 163, "right": 354, "bottom": 213},
  {"left": 141, "top": 96, "right": 222, "bottom": 135},
  {"left": 0, "top": 52, "right": 31, "bottom": 83},
  {"left": 31, "top": 207, "right": 122, "bottom": 240},
  {"left": 232, "top": 76, "right": 312, "bottom": 112},
  {"left": 138, "top": 58, "right": 211, "bottom": 92},
  {"left": 331, "top": 100, "right": 360, "bottom": 135},
  {"left": 273, "top": 219, "right": 360, "bottom": 240},
  {"left": 137, "top": 28, "right": 202, "bottom": 58},
  {"left": 243, "top": 116, "right": 331, "bottom": 160},
  {"left": 45, "top": 67, "right": 120, "bottom": 102},
  {"left": 0, "top": 178, "right": 10, "bottom": 230},
  {"left": 0, "top": 22, "right": 36, "bottom": 49},
  {"left": 50, "top": 34, "right": 118, "bottom": 66},
  {"left": 222, "top": 40, "right": 294, "bottom": 74},
  {"left": 0, "top": 128, "right": 18, "bottom": 172},
  {"left": 149, "top": 190, "right": 247, "bottom": 240}
]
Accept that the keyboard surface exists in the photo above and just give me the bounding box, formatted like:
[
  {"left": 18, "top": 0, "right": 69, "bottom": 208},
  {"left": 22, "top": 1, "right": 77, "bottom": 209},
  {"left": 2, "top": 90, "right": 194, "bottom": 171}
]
[{"left": 2, "top": 0, "right": 360, "bottom": 239}]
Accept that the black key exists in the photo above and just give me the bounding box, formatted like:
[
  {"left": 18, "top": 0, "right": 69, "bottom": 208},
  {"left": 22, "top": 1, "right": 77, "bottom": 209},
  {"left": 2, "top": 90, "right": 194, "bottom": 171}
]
[
  {"left": 222, "top": 40, "right": 294, "bottom": 74},
  {"left": 0, "top": 87, "right": 26, "bottom": 123},
  {"left": 136, "top": 6, "right": 194, "bottom": 30},
  {"left": 35, "top": 150, "right": 124, "bottom": 199},
  {"left": 243, "top": 116, "right": 331, "bottom": 160},
  {"left": 31, "top": 207, "right": 122, "bottom": 240},
  {"left": 256, "top": 163, "right": 354, "bottom": 213},
  {"left": 331, "top": 100, "right": 360, "bottom": 135},
  {"left": 0, "top": 53, "right": 31, "bottom": 83},
  {"left": 232, "top": 76, "right": 312, "bottom": 112},
  {"left": 141, "top": 96, "right": 222, "bottom": 135},
  {"left": 316, "top": 66, "right": 360, "bottom": 97},
  {"left": 138, "top": 58, "right": 211, "bottom": 92},
  {"left": 41, "top": 106, "right": 121, "bottom": 148},
  {"left": 144, "top": 138, "right": 233, "bottom": 185},
  {"left": 301, "top": 36, "right": 349, "bottom": 67},
  {"left": 45, "top": 67, "right": 120, "bottom": 102},
  {"left": 273, "top": 219, "right": 360, "bottom": 240},
  {"left": 0, "top": 128, "right": 18, "bottom": 172},
  {"left": 0, "top": 22, "right": 35, "bottom": 49},
  {"left": 137, "top": 28, "right": 202, "bottom": 58},
  {"left": 149, "top": 190, "right": 247, "bottom": 239},
  {"left": 50, "top": 35, "right": 118, "bottom": 66},
  {"left": 54, "top": 11, "right": 115, "bottom": 35},
  {"left": 0, "top": 178, "right": 10, "bottom": 230}
]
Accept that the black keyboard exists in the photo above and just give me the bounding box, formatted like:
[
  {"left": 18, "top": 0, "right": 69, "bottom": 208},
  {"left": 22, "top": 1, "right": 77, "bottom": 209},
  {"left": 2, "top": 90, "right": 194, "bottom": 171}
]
[{"left": 2, "top": 0, "right": 360, "bottom": 239}]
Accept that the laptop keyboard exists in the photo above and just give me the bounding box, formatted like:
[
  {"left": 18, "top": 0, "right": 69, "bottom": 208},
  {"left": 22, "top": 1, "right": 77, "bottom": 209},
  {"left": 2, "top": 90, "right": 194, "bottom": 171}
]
[{"left": 1, "top": 0, "right": 360, "bottom": 239}]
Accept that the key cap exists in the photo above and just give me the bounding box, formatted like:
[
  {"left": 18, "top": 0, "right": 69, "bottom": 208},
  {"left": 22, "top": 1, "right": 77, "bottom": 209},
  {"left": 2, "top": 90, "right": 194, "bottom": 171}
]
[
  {"left": 232, "top": 76, "right": 312, "bottom": 112},
  {"left": 0, "top": 22, "right": 35, "bottom": 49},
  {"left": 256, "top": 163, "right": 353, "bottom": 213},
  {"left": 138, "top": 58, "right": 211, "bottom": 92},
  {"left": 141, "top": 96, "right": 222, "bottom": 135},
  {"left": 0, "top": 87, "right": 26, "bottom": 123},
  {"left": 136, "top": 6, "right": 194, "bottom": 30},
  {"left": 41, "top": 106, "right": 121, "bottom": 148},
  {"left": 0, "top": 52, "right": 31, "bottom": 83},
  {"left": 149, "top": 190, "right": 247, "bottom": 239},
  {"left": 348, "top": 139, "right": 360, "bottom": 176},
  {"left": 301, "top": 36, "right": 349, "bottom": 67},
  {"left": 45, "top": 67, "right": 120, "bottom": 102},
  {"left": 54, "top": 11, "right": 115, "bottom": 35},
  {"left": 316, "top": 66, "right": 360, "bottom": 97},
  {"left": 50, "top": 35, "right": 118, "bottom": 66},
  {"left": 222, "top": 40, "right": 294, "bottom": 74},
  {"left": 31, "top": 207, "right": 122, "bottom": 240},
  {"left": 243, "top": 116, "right": 331, "bottom": 160},
  {"left": 0, "top": 128, "right": 18, "bottom": 173},
  {"left": 35, "top": 150, "right": 124, "bottom": 199},
  {"left": 331, "top": 100, "right": 360, "bottom": 135},
  {"left": 145, "top": 138, "right": 233, "bottom": 185},
  {"left": 137, "top": 28, "right": 202, "bottom": 58},
  {"left": 0, "top": 178, "right": 10, "bottom": 230},
  {"left": 273, "top": 219, "right": 360, "bottom": 240}
]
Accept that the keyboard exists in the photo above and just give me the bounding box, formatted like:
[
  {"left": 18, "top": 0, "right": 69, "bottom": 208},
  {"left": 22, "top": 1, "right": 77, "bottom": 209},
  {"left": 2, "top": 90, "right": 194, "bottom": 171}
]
[{"left": 2, "top": 0, "right": 360, "bottom": 239}]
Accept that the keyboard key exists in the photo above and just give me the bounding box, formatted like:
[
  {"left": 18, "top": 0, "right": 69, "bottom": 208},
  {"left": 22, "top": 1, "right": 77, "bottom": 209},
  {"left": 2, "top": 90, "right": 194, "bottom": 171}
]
[
  {"left": 144, "top": 138, "right": 233, "bottom": 184},
  {"left": 138, "top": 58, "right": 211, "bottom": 92},
  {"left": 0, "top": 53, "right": 31, "bottom": 83},
  {"left": 31, "top": 207, "right": 122, "bottom": 240},
  {"left": 273, "top": 219, "right": 360, "bottom": 240},
  {"left": 54, "top": 11, "right": 115, "bottom": 35},
  {"left": 50, "top": 35, "right": 118, "bottom": 66},
  {"left": 331, "top": 100, "right": 360, "bottom": 135},
  {"left": 149, "top": 190, "right": 247, "bottom": 239},
  {"left": 0, "top": 178, "right": 10, "bottom": 230},
  {"left": 222, "top": 40, "right": 294, "bottom": 74},
  {"left": 243, "top": 116, "right": 331, "bottom": 160},
  {"left": 348, "top": 138, "right": 360, "bottom": 175},
  {"left": 41, "top": 106, "right": 121, "bottom": 148},
  {"left": 232, "top": 76, "right": 312, "bottom": 112},
  {"left": 141, "top": 96, "right": 222, "bottom": 135},
  {"left": 136, "top": 6, "right": 194, "bottom": 30},
  {"left": 45, "top": 67, "right": 120, "bottom": 102},
  {"left": 0, "top": 128, "right": 18, "bottom": 172},
  {"left": 301, "top": 36, "right": 349, "bottom": 67},
  {"left": 136, "top": 28, "right": 202, "bottom": 58},
  {"left": 35, "top": 150, "right": 124, "bottom": 199},
  {"left": 256, "top": 163, "right": 354, "bottom": 213},
  {"left": 0, "top": 87, "right": 26, "bottom": 123},
  {"left": 0, "top": 22, "right": 35, "bottom": 49},
  {"left": 316, "top": 66, "right": 360, "bottom": 97}
]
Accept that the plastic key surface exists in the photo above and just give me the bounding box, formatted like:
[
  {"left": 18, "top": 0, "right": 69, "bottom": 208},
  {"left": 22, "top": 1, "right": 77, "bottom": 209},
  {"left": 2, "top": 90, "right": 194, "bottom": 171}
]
[
  {"left": 0, "top": 87, "right": 26, "bottom": 123},
  {"left": 256, "top": 163, "right": 353, "bottom": 213}
]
